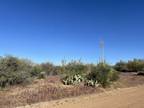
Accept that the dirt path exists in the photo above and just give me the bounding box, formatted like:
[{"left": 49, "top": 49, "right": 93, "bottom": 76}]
[{"left": 18, "top": 85, "right": 144, "bottom": 108}]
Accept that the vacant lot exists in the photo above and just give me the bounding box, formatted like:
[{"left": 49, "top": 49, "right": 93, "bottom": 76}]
[
  {"left": 18, "top": 85, "right": 144, "bottom": 108},
  {"left": 0, "top": 73, "right": 144, "bottom": 108}
]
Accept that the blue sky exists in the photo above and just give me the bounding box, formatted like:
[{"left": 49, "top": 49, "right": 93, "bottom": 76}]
[{"left": 0, "top": 0, "right": 144, "bottom": 64}]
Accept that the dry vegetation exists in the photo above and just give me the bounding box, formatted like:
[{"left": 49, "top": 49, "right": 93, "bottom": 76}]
[
  {"left": 18, "top": 85, "right": 144, "bottom": 108},
  {"left": 0, "top": 56, "right": 144, "bottom": 108},
  {"left": 118, "top": 72, "right": 144, "bottom": 87},
  {"left": 0, "top": 76, "right": 101, "bottom": 108},
  {"left": 0, "top": 73, "right": 144, "bottom": 108}
]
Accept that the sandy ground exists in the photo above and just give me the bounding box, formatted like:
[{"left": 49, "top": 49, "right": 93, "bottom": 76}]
[{"left": 18, "top": 85, "right": 144, "bottom": 108}]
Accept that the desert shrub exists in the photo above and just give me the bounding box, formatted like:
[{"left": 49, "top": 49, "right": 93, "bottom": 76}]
[
  {"left": 54, "top": 66, "right": 62, "bottom": 75},
  {"left": 31, "top": 63, "right": 59, "bottom": 78},
  {"left": 61, "top": 60, "right": 90, "bottom": 85},
  {"left": 115, "top": 59, "right": 144, "bottom": 72},
  {"left": 86, "top": 63, "right": 119, "bottom": 87},
  {"left": 30, "top": 64, "right": 43, "bottom": 77},
  {"left": 62, "top": 60, "right": 88, "bottom": 76},
  {"left": 62, "top": 62, "right": 119, "bottom": 87},
  {"left": 127, "top": 59, "right": 144, "bottom": 72},
  {"left": 109, "top": 69, "right": 119, "bottom": 81},
  {"left": 0, "top": 56, "right": 33, "bottom": 87},
  {"left": 41, "top": 62, "right": 58, "bottom": 76},
  {"left": 114, "top": 61, "right": 128, "bottom": 72}
]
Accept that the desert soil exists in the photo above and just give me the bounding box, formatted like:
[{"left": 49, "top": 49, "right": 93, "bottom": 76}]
[{"left": 18, "top": 85, "right": 144, "bottom": 108}]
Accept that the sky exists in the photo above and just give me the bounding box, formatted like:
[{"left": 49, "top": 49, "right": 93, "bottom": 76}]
[{"left": 0, "top": 0, "right": 144, "bottom": 64}]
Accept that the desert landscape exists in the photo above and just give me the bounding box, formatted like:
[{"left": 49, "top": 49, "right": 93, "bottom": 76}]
[
  {"left": 0, "top": 0, "right": 144, "bottom": 108},
  {"left": 0, "top": 72, "right": 144, "bottom": 108}
]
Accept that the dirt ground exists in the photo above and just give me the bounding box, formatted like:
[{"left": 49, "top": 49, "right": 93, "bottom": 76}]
[{"left": 18, "top": 85, "right": 144, "bottom": 108}]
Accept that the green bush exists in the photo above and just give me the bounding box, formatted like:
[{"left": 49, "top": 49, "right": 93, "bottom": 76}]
[
  {"left": 62, "top": 62, "right": 119, "bottom": 88},
  {"left": 61, "top": 60, "right": 90, "bottom": 85},
  {"left": 127, "top": 59, "right": 144, "bottom": 72},
  {"left": 115, "top": 59, "right": 144, "bottom": 72},
  {"left": 30, "top": 65, "right": 43, "bottom": 77},
  {"left": 0, "top": 56, "right": 120, "bottom": 88},
  {"left": 114, "top": 61, "right": 128, "bottom": 72},
  {"left": 0, "top": 56, "right": 33, "bottom": 87},
  {"left": 109, "top": 69, "right": 119, "bottom": 81},
  {"left": 41, "top": 62, "right": 58, "bottom": 75},
  {"left": 86, "top": 63, "right": 119, "bottom": 87},
  {"left": 0, "top": 56, "right": 64, "bottom": 88},
  {"left": 62, "top": 60, "right": 88, "bottom": 76}
]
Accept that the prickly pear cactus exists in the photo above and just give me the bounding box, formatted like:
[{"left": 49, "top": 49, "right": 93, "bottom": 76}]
[{"left": 62, "top": 74, "right": 84, "bottom": 85}]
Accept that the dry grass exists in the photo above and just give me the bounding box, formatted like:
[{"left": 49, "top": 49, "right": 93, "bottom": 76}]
[
  {"left": 18, "top": 85, "right": 144, "bottom": 108},
  {"left": 0, "top": 73, "right": 144, "bottom": 108},
  {"left": 0, "top": 76, "right": 101, "bottom": 108},
  {"left": 118, "top": 72, "right": 144, "bottom": 87}
]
